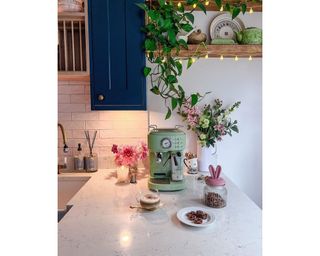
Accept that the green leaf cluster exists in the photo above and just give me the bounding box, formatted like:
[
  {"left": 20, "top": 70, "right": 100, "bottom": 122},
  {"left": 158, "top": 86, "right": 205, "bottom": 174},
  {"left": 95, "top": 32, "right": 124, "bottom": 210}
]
[{"left": 137, "top": 0, "right": 249, "bottom": 119}]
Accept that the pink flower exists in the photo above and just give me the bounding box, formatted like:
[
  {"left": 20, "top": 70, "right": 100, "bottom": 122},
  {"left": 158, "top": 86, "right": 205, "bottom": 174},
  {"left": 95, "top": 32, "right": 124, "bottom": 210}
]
[
  {"left": 214, "top": 124, "right": 225, "bottom": 133},
  {"left": 112, "top": 142, "right": 148, "bottom": 167},
  {"left": 183, "top": 101, "right": 200, "bottom": 128},
  {"left": 111, "top": 144, "right": 118, "bottom": 154}
]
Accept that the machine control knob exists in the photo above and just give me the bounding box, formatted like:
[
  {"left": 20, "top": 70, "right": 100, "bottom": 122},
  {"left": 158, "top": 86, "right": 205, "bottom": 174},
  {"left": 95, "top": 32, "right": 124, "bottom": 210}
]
[
  {"left": 156, "top": 152, "right": 163, "bottom": 163},
  {"left": 176, "top": 151, "right": 181, "bottom": 157}
]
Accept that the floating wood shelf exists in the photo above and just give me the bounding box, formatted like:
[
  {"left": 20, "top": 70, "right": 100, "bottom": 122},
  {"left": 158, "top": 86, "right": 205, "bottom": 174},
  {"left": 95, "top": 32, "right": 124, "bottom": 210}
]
[
  {"left": 58, "top": 12, "right": 85, "bottom": 20},
  {"left": 149, "top": 1, "right": 263, "bottom": 12},
  {"left": 177, "top": 44, "right": 262, "bottom": 58}
]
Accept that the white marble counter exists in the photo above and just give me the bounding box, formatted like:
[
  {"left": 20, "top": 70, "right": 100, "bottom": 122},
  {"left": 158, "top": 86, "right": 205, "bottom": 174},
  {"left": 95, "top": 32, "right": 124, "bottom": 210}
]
[{"left": 58, "top": 169, "right": 261, "bottom": 256}]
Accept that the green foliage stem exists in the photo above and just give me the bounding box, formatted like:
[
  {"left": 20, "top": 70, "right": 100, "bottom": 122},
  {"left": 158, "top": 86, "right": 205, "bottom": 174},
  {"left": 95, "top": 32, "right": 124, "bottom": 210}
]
[{"left": 137, "top": 0, "right": 250, "bottom": 119}]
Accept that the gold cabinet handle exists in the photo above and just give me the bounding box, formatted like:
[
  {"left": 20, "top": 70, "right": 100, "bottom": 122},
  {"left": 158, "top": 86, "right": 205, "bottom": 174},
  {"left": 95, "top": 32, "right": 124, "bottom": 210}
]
[{"left": 98, "top": 94, "right": 105, "bottom": 101}]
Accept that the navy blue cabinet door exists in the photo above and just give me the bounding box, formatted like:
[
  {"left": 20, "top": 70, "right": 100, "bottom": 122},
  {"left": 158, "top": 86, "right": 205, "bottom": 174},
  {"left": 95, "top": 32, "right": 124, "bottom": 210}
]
[{"left": 88, "top": 0, "right": 146, "bottom": 110}]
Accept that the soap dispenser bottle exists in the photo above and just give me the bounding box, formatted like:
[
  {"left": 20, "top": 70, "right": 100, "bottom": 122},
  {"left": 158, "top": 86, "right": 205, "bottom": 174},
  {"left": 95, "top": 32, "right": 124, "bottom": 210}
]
[{"left": 74, "top": 143, "right": 84, "bottom": 171}]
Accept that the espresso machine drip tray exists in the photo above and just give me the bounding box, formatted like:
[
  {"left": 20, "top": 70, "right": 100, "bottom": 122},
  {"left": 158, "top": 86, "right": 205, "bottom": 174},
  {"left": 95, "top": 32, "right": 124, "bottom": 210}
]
[{"left": 150, "top": 178, "right": 171, "bottom": 184}]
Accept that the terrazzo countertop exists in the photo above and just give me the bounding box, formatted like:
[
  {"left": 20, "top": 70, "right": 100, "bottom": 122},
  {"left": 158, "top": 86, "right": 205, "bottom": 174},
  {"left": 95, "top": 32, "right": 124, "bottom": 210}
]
[{"left": 58, "top": 169, "right": 261, "bottom": 256}]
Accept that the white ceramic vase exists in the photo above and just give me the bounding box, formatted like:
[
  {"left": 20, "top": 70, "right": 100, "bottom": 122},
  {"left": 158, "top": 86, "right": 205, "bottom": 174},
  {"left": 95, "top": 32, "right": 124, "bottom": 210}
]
[{"left": 196, "top": 143, "right": 218, "bottom": 172}]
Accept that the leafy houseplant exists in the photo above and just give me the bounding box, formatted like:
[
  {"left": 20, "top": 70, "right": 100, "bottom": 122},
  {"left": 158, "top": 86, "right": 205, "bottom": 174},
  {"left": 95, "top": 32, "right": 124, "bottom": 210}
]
[{"left": 136, "top": 0, "right": 251, "bottom": 119}]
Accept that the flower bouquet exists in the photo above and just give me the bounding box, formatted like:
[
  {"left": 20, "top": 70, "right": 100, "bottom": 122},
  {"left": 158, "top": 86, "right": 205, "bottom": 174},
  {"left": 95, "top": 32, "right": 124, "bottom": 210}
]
[
  {"left": 178, "top": 98, "right": 240, "bottom": 171},
  {"left": 111, "top": 142, "right": 148, "bottom": 182}
]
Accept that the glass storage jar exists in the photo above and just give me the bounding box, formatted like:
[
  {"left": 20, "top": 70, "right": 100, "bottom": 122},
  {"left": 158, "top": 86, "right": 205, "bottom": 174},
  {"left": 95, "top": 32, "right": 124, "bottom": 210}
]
[{"left": 203, "top": 177, "right": 227, "bottom": 208}]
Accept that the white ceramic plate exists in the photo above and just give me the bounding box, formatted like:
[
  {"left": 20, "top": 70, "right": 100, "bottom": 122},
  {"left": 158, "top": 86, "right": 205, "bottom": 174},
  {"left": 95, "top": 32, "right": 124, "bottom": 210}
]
[
  {"left": 209, "top": 13, "right": 245, "bottom": 40},
  {"left": 176, "top": 207, "right": 215, "bottom": 227}
]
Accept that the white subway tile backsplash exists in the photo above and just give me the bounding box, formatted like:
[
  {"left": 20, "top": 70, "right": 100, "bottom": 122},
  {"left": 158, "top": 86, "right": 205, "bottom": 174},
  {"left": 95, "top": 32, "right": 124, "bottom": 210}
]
[
  {"left": 59, "top": 104, "right": 86, "bottom": 113},
  {"left": 84, "top": 85, "right": 91, "bottom": 95},
  {"left": 58, "top": 85, "right": 84, "bottom": 95},
  {"left": 58, "top": 81, "right": 148, "bottom": 169},
  {"left": 58, "top": 113, "right": 72, "bottom": 120},
  {"left": 85, "top": 120, "right": 113, "bottom": 130},
  {"left": 58, "top": 95, "right": 71, "bottom": 103},
  {"left": 100, "top": 129, "right": 147, "bottom": 138},
  {"left": 72, "top": 112, "right": 99, "bottom": 121},
  {"left": 60, "top": 121, "right": 86, "bottom": 130},
  {"left": 73, "top": 130, "right": 100, "bottom": 139},
  {"left": 70, "top": 95, "right": 91, "bottom": 104},
  {"left": 99, "top": 111, "right": 148, "bottom": 121}
]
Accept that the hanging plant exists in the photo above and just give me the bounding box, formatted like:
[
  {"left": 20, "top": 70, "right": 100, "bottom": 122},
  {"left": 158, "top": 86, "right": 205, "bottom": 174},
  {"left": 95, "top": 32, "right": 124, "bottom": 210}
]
[{"left": 136, "top": 0, "right": 253, "bottom": 119}]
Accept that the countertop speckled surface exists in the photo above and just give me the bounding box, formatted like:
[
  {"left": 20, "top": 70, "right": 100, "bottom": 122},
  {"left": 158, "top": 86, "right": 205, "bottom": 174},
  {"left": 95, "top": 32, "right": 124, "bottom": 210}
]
[{"left": 58, "top": 169, "right": 261, "bottom": 256}]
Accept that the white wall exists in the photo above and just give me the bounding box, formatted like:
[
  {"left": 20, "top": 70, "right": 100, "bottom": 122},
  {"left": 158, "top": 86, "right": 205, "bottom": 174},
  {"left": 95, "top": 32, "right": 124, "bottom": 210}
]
[{"left": 148, "top": 11, "right": 262, "bottom": 208}]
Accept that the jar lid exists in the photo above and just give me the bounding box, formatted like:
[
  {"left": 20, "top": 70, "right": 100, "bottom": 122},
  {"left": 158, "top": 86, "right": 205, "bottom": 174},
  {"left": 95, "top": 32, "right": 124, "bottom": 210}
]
[{"left": 205, "top": 177, "right": 225, "bottom": 186}]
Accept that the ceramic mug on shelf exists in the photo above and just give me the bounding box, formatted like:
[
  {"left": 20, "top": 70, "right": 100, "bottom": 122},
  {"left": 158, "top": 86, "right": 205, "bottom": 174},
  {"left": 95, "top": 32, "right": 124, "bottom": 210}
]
[{"left": 184, "top": 157, "right": 198, "bottom": 174}]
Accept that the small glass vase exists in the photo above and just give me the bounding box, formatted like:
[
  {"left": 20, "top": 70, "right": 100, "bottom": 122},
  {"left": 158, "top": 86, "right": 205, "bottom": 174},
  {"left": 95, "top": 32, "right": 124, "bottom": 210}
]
[
  {"left": 197, "top": 142, "right": 218, "bottom": 172},
  {"left": 129, "top": 164, "right": 138, "bottom": 183},
  {"left": 116, "top": 166, "right": 129, "bottom": 183}
]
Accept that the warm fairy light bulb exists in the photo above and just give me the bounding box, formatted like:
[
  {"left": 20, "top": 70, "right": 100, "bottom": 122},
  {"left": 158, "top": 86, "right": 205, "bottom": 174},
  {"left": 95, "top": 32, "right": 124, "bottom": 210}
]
[
  {"left": 248, "top": 56, "right": 252, "bottom": 61},
  {"left": 220, "top": 6, "right": 224, "bottom": 12},
  {"left": 192, "top": 57, "right": 196, "bottom": 63},
  {"left": 249, "top": 7, "right": 254, "bottom": 14},
  {"left": 205, "top": 1, "right": 209, "bottom": 6},
  {"left": 220, "top": 55, "right": 224, "bottom": 60},
  {"left": 234, "top": 56, "right": 239, "bottom": 61},
  {"left": 177, "top": 2, "right": 181, "bottom": 7},
  {"left": 193, "top": 3, "right": 197, "bottom": 8},
  {"left": 204, "top": 54, "right": 209, "bottom": 59},
  {"left": 178, "top": 59, "right": 183, "bottom": 64}
]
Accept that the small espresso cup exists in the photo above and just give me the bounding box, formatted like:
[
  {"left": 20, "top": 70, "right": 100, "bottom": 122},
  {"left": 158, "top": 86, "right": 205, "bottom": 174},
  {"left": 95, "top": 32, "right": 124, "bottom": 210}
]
[{"left": 184, "top": 157, "right": 198, "bottom": 173}]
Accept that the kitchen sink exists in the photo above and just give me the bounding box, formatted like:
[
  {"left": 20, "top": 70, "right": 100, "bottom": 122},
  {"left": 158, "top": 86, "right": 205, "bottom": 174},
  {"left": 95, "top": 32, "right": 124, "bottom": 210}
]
[{"left": 58, "top": 175, "right": 90, "bottom": 222}]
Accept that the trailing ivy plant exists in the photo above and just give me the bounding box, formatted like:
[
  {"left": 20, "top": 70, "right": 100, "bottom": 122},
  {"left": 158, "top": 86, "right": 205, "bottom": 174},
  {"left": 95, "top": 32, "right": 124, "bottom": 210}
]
[{"left": 136, "top": 0, "right": 253, "bottom": 119}]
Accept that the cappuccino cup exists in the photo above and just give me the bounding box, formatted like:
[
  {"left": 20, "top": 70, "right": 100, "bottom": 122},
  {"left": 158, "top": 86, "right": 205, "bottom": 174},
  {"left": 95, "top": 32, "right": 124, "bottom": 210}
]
[{"left": 136, "top": 190, "right": 160, "bottom": 209}]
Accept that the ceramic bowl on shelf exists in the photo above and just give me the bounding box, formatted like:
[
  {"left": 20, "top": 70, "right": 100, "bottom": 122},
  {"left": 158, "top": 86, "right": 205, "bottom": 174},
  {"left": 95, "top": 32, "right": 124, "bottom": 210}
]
[{"left": 58, "top": 0, "right": 84, "bottom": 13}]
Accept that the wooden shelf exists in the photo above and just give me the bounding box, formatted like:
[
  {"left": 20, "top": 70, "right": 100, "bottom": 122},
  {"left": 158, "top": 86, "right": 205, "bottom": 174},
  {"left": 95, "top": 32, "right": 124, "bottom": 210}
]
[
  {"left": 152, "top": 1, "right": 263, "bottom": 12},
  {"left": 58, "top": 73, "right": 90, "bottom": 82},
  {"left": 172, "top": 44, "right": 262, "bottom": 58}
]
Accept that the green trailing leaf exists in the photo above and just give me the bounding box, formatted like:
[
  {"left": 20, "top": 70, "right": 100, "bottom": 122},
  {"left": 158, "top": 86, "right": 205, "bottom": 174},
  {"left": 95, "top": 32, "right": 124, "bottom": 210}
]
[
  {"left": 241, "top": 3, "right": 247, "bottom": 14},
  {"left": 182, "top": 23, "right": 193, "bottom": 32},
  {"left": 175, "top": 61, "right": 183, "bottom": 75},
  {"left": 148, "top": 10, "right": 160, "bottom": 21},
  {"left": 135, "top": 3, "right": 148, "bottom": 11},
  {"left": 191, "top": 94, "right": 198, "bottom": 106},
  {"left": 168, "top": 29, "right": 176, "bottom": 45},
  {"left": 178, "top": 39, "right": 188, "bottom": 49},
  {"left": 145, "top": 39, "right": 156, "bottom": 51},
  {"left": 171, "top": 98, "right": 178, "bottom": 110},
  {"left": 232, "top": 7, "right": 241, "bottom": 19},
  {"left": 150, "top": 86, "right": 160, "bottom": 95},
  {"left": 143, "top": 67, "right": 151, "bottom": 77},
  {"left": 163, "top": 19, "right": 172, "bottom": 30},
  {"left": 215, "top": 0, "right": 222, "bottom": 8},
  {"left": 231, "top": 126, "right": 239, "bottom": 133},
  {"left": 158, "top": 0, "right": 166, "bottom": 7},
  {"left": 225, "top": 3, "right": 231, "bottom": 11},
  {"left": 187, "top": 58, "right": 193, "bottom": 69},
  {"left": 167, "top": 75, "right": 178, "bottom": 84},
  {"left": 165, "top": 107, "right": 172, "bottom": 120},
  {"left": 197, "top": 3, "right": 207, "bottom": 14},
  {"left": 184, "top": 13, "right": 194, "bottom": 24}
]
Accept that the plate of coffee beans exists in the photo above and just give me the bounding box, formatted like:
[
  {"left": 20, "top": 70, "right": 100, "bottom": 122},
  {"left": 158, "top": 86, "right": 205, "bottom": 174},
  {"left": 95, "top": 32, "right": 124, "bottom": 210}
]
[{"left": 176, "top": 207, "right": 215, "bottom": 227}]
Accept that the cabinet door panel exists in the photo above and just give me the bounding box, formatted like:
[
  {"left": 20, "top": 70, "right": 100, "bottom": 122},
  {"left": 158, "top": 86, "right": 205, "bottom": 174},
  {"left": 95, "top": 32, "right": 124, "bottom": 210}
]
[{"left": 88, "top": 0, "right": 146, "bottom": 110}]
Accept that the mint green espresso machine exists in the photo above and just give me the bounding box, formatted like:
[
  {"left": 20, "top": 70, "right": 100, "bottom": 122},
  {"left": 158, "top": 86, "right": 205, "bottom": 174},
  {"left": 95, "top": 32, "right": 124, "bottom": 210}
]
[{"left": 148, "top": 126, "right": 186, "bottom": 191}]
